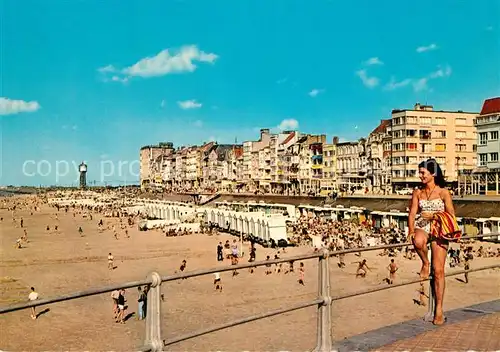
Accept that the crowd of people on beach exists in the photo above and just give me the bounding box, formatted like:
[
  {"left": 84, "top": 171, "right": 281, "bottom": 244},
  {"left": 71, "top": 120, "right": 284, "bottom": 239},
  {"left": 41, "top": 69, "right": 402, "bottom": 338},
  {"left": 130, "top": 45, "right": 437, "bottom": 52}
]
[{"left": 2, "top": 188, "right": 499, "bottom": 326}]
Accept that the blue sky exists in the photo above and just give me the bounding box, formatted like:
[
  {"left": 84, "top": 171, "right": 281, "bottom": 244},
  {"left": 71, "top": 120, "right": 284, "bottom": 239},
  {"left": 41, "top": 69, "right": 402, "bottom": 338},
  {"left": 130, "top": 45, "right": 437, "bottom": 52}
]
[{"left": 1, "top": 0, "right": 499, "bottom": 186}]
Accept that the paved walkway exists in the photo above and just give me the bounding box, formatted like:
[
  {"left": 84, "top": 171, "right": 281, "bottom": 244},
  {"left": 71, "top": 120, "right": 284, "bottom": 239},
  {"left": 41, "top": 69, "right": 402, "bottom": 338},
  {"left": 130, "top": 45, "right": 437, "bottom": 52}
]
[
  {"left": 335, "top": 299, "right": 500, "bottom": 352},
  {"left": 378, "top": 312, "right": 500, "bottom": 351}
]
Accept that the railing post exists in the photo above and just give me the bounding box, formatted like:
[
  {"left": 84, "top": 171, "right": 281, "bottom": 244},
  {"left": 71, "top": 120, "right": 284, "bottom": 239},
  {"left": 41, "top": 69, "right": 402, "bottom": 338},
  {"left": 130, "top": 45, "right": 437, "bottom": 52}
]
[
  {"left": 424, "top": 245, "right": 435, "bottom": 322},
  {"left": 315, "top": 249, "right": 332, "bottom": 352},
  {"left": 145, "top": 272, "right": 163, "bottom": 352}
]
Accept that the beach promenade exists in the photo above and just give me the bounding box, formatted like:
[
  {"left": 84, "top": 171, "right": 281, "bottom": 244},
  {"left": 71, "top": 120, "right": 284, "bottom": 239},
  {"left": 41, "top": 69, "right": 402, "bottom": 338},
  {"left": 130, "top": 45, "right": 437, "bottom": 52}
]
[{"left": 1, "top": 195, "right": 499, "bottom": 351}]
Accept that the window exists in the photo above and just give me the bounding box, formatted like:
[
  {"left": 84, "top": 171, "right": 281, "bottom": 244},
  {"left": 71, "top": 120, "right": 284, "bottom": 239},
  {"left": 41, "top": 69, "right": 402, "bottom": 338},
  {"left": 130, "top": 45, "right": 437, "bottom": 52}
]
[
  {"left": 491, "top": 131, "right": 499, "bottom": 140},
  {"left": 435, "top": 144, "right": 446, "bottom": 152},
  {"left": 405, "top": 170, "right": 417, "bottom": 177},
  {"left": 406, "top": 156, "right": 417, "bottom": 164},
  {"left": 406, "top": 116, "right": 418, "bottom": 124},
  {"left": 406, "top": 143, "right": 417, "bottom": 151},
  {"left": 419, "top": 130, "right": 431, "bottom": 139},
  {"left": 456, "top": 131, "right": 466, "bottom": 138},
  {"left": 420, "top": 143, "right": 432, "bottom": 153},
  {"left": 455, "top": 144, "right": 466, "bottom": 152},
  {"left": 406, "top": 129, "right": 417, "bottom": 137},
  {"left": 490, "top": 153, "right": 499, "bottom": 163},
  {"left": 479, "top": 132, "right": 488, "bottom": 145},
  {"left": 434, "top": 117, "right": 446, "bottom": 125},
  {"left": 479, "top": 154, "right": 487, "bottom": 166},
  {"left": 435, "top": 130, "right": 446, "bottom": 138},
  {"left": 420, "top": 117, "right": 432, "bottom": 125},
  {"left": 393, "top": 117, "right": 402, "bottom": 125},
  {"left": 436, "top": 157, "right": 446, "bottom": 165},
  {"left": 456, "top": 117, "right": 467, "bottom": 125}
]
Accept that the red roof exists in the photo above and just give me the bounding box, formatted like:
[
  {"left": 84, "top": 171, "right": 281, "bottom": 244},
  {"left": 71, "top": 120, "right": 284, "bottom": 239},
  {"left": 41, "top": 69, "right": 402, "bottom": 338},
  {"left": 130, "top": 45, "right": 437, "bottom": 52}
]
[
  {"left": 280, "top": 132, "right": 296, "bottom": 145},
  {"left": 480, "top": 97, "right": 500, "bottom": 115},
  {"left": 370, "top": 119, "right": 391, "bottom": 135},
  {"left": 233, "top": 146, "right": 243, "bottom": 158}
]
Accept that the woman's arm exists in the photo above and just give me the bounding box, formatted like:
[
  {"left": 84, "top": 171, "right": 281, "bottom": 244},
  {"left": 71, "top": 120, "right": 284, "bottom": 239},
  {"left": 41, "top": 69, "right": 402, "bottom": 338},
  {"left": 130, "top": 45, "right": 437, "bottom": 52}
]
[
  {"left": 441, "top": 189, "right": 455, "bottom": 217},
  {"left": 408, "top": 189, "right": 420, "bottom": 237}
]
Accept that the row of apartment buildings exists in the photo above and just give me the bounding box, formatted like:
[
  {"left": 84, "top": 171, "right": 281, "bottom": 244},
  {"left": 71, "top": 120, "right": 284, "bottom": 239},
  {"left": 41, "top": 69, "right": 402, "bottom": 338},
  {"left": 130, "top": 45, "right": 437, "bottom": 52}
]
[{"left": 139, "top": 98, "right": 500, "bottom": 195}]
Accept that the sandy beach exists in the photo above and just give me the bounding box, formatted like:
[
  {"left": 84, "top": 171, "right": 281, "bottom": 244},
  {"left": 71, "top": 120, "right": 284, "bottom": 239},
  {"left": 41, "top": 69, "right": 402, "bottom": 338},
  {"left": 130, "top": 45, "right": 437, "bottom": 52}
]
[{"left": 1, "top": 195, "right": 499, "bottom": 351}]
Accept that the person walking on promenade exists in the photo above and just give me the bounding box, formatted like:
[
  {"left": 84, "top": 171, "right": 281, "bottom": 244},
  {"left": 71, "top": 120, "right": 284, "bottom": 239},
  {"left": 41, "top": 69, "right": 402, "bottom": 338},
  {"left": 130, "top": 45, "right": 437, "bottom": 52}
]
[{"left": 408, "top": 159, "right": 456, "bottom": 326}]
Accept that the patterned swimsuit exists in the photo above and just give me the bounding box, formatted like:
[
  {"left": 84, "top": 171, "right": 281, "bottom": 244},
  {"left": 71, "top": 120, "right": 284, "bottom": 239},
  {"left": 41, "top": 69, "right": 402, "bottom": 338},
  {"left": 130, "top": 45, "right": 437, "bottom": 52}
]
[{"left": 415, "top": 198, "right": 445, "bottom": 233}]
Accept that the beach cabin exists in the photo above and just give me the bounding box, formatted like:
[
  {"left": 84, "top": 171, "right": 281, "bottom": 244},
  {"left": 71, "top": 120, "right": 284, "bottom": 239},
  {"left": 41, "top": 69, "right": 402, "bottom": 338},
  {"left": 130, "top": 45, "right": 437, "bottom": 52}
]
[
  {"left": 476, "top": 217, "right": 500, "bottom": 242},
  {"left": 370, "top": 210, "right": 409, "bottom": 230}
]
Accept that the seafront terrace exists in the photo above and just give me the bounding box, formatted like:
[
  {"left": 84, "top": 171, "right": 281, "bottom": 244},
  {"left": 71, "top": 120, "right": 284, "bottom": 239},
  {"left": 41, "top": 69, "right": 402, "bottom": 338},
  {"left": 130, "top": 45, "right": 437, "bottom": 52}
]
[{"left": 1, "top": 233, "right": 498, "bottom": 351}]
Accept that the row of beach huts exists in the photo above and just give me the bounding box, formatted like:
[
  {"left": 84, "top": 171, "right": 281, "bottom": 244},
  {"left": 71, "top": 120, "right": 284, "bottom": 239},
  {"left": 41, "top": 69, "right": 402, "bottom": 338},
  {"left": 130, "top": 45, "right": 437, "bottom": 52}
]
[{"left": 140, "top": 200, "right": 500, "bottom": 246}]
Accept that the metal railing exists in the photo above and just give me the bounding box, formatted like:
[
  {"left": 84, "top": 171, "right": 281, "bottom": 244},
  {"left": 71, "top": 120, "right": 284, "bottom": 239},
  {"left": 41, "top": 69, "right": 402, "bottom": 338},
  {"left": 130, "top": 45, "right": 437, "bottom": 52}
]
[{"left": 1, "top": 233, "right": 499, "bottom": 352}]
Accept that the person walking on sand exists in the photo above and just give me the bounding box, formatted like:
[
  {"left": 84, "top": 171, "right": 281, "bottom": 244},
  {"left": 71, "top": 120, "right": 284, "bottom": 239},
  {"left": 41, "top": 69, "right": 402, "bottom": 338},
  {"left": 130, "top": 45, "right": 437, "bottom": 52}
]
[
  {"left": 108, "top": 253, "right": 114, "bottom": 270},
  {"left": 28, "top": 287, "right": 39, "bottom": 320},
  {"left": 116, "top": 289, "right": 126, "bottom": 324},
  {"left": 387, "top": 259, "right": 398, "bottom": 284}
]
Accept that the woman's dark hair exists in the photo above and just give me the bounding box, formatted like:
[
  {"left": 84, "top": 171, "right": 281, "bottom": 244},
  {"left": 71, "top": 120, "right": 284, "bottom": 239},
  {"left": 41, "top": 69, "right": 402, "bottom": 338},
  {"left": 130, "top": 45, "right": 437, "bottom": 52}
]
[{"left": 418, "top": 158, "right": 447, "bottom": 187}]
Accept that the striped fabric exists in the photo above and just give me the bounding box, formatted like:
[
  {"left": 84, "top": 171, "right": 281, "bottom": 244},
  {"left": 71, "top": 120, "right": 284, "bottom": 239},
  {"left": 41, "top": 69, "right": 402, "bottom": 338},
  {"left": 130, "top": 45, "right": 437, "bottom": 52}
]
[{"left": 430, "top": 211, "right": 462, "bottom": 241}]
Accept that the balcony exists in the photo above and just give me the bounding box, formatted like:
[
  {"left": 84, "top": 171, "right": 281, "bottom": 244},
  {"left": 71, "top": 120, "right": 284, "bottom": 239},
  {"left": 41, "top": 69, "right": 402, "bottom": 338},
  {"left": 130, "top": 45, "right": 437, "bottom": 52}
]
[{"left": 311, "top": 164, "right": 323, "bottom": 169}]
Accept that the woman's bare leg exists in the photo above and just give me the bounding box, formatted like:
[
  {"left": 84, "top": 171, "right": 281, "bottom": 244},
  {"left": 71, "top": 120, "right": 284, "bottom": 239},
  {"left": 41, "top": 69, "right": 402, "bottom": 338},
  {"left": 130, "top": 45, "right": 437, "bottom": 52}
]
[
  {"left": 431, "top": 239, "right": 448, "bottom": 325},
  {"left": 412, "top": 230, "right": 430, "bottom": 278}
]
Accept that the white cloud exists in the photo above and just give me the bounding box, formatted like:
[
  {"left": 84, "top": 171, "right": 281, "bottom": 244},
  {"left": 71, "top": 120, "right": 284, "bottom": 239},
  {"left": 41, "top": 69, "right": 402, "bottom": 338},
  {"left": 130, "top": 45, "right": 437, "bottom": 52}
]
[
  {"left": 98, "top": 65, "right": 116, "bottom": 73},
  {"left": 429, "top": 65, "right": 452, "bottom": 78},
  {"left": 413, "top": 78, "right": 429, "bottom": 92},
  {"left": 278, "top": 118, "right": 299, "bottom": 131},
  {"left": 308, "top": 88, "right": 324, "bottom": 97},
  {"left": 160, "top": 100, "right": 166, "bottom": 108},
  {"left": 365, "top": 57, "right": 384, "bottom": 66},
  {"left": 414, "top": 65, "right": 452, "bottom": 92},
  {"left": 178, "top": 99, "right": 202, "bottom": 109},
  {"left": 276, "top": 77, "right": 288, "bottom": 84},
  {"left": 193, "top": 119, "right": 203, "bottom": 127},
  {"left": 384, "top": 65, "right": 452, "bottom": 92},
  {"left": 98, "top": 45, "right": 218, "bottom": 82},
  {"left": 125, "top": 45, "right": 217, "bottom": 78},
  {"left": 485, "top": 26, "right": 494, "bottom": 31},
  {"left": 416, "top": 43, "right": 438, "bottom": 53},
  {"left": 384, "top": 77, "right": 412, "bottom": 91},
  {"left": 72, "top": 125, "right": 78, "bottom": 130},
  {"left": 208, "top": 136, "right": 217, "bottom": 142},
  {"left": 356, "top": 69, "right": 379, "bottom": 88},
  {"left": 0, "top": 97, "right": 40, "bottom": 115},
  {"left": 111, "top": 75, "right": 128, "bottom": 84}
]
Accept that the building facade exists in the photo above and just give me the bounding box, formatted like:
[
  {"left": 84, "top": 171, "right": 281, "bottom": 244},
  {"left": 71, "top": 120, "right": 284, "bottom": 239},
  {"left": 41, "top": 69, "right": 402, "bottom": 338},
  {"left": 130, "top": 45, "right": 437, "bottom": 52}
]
[
  {"left": 366, "top": 119, "right": 392, "bottom": 194},
  {"left": 335, "top": 139, "right": 367, "bottom": 192},
  {"left": 139, "top": 142, "right": 174, "bottom": 189},
  {"left": 390, "top": 103, "right": 477, "bottom": 190},
  {"left": 460, "top": 97, "right": 500, "bottom": 195}
]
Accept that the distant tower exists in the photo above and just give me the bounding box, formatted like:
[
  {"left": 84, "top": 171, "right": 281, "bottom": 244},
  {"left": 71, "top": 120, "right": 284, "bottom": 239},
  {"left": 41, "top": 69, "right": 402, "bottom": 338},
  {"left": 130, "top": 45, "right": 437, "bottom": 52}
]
[{"left": 79, "top": 162, "right": 87, "bottom": 189}]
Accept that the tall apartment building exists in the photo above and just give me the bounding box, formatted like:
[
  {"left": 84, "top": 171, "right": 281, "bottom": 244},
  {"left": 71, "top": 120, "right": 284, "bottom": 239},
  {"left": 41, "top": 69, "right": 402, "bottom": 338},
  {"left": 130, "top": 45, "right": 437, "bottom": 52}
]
[
  {"left": 463, "top": 97, "right": 500, "bottom": 195},
  {"left": 139, "top": 142, "right": 174, "bottom": 189},
  {"left": 390, "top": 103, "right": 477, "bottom": 190}
]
